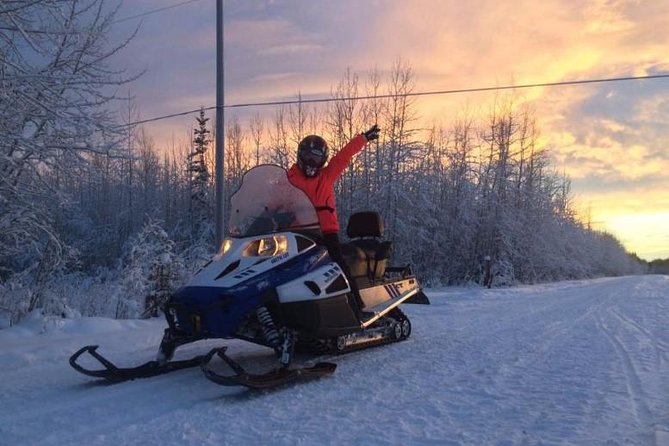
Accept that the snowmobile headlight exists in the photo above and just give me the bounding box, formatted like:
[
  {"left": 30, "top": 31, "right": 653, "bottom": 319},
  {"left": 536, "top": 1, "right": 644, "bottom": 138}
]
[
  {"left": 215, "top": 238, "right": 234, "bottom": 259},
  {"left": 243, "top": 235, "right": 289, "bottom": 257}
]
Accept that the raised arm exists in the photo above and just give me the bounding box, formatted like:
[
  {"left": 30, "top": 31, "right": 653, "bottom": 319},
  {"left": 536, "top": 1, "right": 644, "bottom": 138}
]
[{"left": 323, "top": 125, "right": 380, "bottom": 180}]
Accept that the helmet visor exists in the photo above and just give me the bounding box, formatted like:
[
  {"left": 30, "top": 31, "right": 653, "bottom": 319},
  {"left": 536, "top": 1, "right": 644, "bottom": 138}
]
[{"left": 300, "top": 150, "right": 326, "bottom": 168}]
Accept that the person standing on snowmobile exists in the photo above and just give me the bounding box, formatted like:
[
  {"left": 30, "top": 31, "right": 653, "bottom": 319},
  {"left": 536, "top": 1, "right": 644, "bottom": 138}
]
[{"left": 287, "top": 125, "right": 380, "bottom": 316}]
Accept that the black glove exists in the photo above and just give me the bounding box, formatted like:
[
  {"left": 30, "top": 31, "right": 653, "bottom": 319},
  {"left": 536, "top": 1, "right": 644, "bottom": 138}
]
[{"left": 363, "top": 124, "right": 380, "bottom": 141}]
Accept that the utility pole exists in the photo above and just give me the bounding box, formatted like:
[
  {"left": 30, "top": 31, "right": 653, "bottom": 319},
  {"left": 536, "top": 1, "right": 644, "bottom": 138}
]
[{"left": 215, "top": 0, "right": 224, "bottom": 247}]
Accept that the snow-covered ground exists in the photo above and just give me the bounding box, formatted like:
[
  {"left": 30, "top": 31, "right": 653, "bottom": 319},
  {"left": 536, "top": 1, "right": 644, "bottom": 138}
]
[{"left": 1, "top": 276, "right": 668, "bottom": 446}]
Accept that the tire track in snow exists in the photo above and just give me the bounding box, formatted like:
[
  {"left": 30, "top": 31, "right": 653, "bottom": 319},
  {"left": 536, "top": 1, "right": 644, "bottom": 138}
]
[
  {"left": 443, "top": 278, "right": 645, "bottom": 444},
  {"left": 596, "top": 312, "right": 654, "bottom": 430},
  {"left": 402, "top": 280, "right": 627, "bottom": 444},
  {"left": 609, "top": 307, "right": 669, "bottom": 353},
  {"left": 470, "top": 278, "right": 620, "bottom": 384}
]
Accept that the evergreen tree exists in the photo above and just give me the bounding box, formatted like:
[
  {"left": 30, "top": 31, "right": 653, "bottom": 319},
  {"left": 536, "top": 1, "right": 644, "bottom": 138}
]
[{"left": 186, "top": 108, "right": 213, "bottom": 237}]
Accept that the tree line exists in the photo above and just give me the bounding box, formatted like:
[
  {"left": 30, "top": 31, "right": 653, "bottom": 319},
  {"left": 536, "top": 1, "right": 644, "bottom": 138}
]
[{"left": 0, "top": 1, "right": 644, "bottom": 326}]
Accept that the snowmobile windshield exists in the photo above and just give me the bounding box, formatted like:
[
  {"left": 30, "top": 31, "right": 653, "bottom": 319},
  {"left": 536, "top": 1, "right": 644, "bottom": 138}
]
[{"left": 228, "top": 165, "right": 321, "bottom": 238}]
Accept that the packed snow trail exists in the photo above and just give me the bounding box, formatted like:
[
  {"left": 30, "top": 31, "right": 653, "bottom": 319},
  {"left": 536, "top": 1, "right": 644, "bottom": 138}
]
[{"left": 1, "top": 276, "right": 668, "bottom": 445}]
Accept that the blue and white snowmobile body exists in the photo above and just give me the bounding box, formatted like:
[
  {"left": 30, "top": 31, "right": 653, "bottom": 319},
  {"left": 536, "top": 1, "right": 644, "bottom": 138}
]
[
  {"left": 70, "top": 165, "right": 429, "bottom": 388},
  {"left": 172, "top": 234, "right": 354, "bottom": 339}
]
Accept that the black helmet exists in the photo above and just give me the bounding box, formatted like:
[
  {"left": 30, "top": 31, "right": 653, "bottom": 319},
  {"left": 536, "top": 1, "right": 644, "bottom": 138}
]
[{"left": 297, "top": 135, "right": 329, "bottom": 177}]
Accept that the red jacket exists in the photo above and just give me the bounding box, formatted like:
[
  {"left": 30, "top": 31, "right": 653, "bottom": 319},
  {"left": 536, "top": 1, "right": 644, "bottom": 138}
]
[{"left": 288, "top": 134, "right": 367, "bottom": 234}]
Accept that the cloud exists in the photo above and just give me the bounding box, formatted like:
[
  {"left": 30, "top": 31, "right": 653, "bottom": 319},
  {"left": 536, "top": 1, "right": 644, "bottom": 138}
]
[
  {"left": 258, "top": 43, "right": 323, "bottom": 56},
  {"left": 224, "top": 19, "right": 313, "bottom": 49},
  {"left": 248, "top": 72, "right": 302, "bottom": 83},
  {"left": 112, "top": 0, "right": 669, "bottom": 258}
]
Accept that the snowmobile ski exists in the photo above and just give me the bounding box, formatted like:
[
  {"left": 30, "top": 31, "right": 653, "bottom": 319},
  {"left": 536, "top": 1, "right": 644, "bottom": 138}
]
[
  {"left": 201, "top": 347, "right": 336, "bottom": 390},
  {"left": 69, "top": 345, "right": 206, "bottom": 382}
]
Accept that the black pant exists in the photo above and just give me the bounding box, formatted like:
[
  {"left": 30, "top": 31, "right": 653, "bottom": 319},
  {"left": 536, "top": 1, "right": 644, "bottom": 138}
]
[{"left": 320, "top": 233, "right": 364, "bottom": 310}]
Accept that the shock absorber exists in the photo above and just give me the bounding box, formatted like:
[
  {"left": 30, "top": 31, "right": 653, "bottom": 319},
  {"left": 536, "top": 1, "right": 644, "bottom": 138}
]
[
  {"left": 256, "top": 306, "right": 280, "bottom": 348},
  {"left": 278, "top": 328, "right": 294, "bottom": 367}
]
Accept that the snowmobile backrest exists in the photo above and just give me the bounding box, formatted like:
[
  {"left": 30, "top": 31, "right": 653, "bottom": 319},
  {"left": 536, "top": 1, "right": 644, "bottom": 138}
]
[
  {"left": 341, "top": 240, "right": 393, "bottom": 282},
  {"left": 352, "top": 239, "right": 393, "bottom": 260},
  {"left": 346, "top": 211, "right": 384, "bottom": 239},
  {"left": 343, "top": 212, "right": 392, "bottom": 282}
]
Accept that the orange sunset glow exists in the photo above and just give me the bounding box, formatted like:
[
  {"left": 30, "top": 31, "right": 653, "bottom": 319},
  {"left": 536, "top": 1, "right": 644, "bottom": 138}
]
[{"left": 114, "top": 0, "right": 669, "bottom": 260}]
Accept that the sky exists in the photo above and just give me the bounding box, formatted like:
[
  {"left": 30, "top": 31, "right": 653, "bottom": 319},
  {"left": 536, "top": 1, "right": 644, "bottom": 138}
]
[{"left": 111, "top": 0, "right": 669, "bottom": 261}]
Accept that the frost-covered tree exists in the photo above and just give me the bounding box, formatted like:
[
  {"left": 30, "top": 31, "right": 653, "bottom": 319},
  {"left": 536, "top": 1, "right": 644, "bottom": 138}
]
[
  {"left": 379, "top": 59, "right": 420, "bottom": 243},
  {"left": 649, "top": 259, "right": 669, "bottom": 274},
  {"left": 0, "top": 0, "right": 137, "bottom": 322},
  {"left": 326, "top": 68, "right": 364, "bottom": 218},
  {"left": 226, "top": 115, "right": 249, "bottom": 187},
  {"left": 249, "top": 112, "right": 265, "bottom": 166},
  {"left": 117, "top": 220, "right": 183, "bottom": 319},
  {"left": 0, "top": 1, "right": 136, "bottom": 265},
  {"left": 267, "top": 106, "right": 291, "bottom": 168}
]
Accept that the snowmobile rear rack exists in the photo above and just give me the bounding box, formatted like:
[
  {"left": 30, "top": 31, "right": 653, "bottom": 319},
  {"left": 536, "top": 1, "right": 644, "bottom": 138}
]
[
  {"left": 69, "top": 345, "right": 206, "bottom": 382},
  {"left": 361, "top": 287, "right": 422, "bottom": 328},
  {"left": 201, "top": 347, "right": 336, "bottom": 390}
]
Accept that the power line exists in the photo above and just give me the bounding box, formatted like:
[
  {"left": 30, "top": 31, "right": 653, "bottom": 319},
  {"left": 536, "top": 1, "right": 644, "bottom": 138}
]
[
  {"left": 228, "top": 73, "right": 669, "bottom": 108},
  {"left": 119, "top": 73, "right": 669, "bottom": 128},
  {"left": 0, "top": 0, "right": 207, "bottom": 33},
  {"left": 121, "top": 106, "right": 218, "bottom": 127},
  {"left": 112, "top": 0, "right": 206, "bottom": 24}
]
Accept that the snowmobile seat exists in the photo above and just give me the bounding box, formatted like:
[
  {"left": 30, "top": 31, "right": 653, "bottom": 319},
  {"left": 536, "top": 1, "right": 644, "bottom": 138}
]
[{"left": 341, "top": 211, "right": 393, "bottom": 283}]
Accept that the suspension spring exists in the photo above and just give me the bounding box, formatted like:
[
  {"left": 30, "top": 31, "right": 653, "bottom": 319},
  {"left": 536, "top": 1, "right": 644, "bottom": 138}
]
[{"left": 256, "top": 306, "right": 280, "bottom": 348}]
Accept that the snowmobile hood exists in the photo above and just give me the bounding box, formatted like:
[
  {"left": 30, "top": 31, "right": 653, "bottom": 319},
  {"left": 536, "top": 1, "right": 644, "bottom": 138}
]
[
  {"left": 170, "top": 232, "right": 330, "bottom": 338},
  {"left": 186, "top": 232, "right": 325, "bottom": 290}
]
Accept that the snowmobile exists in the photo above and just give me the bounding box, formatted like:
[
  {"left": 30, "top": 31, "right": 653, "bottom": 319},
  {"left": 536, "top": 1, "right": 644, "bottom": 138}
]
[{"left": 70, "top": 165, "right": 429, "bottom": 389}]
